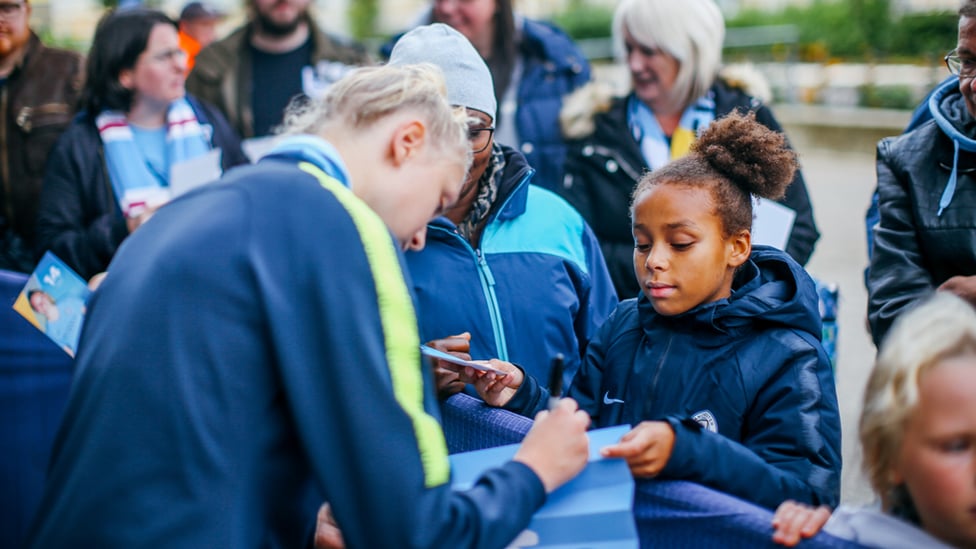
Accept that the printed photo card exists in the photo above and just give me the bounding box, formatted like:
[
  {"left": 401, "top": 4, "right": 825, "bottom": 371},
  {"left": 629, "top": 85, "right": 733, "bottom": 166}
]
[{"left": 13, "top": 252, "right": 92, "bottom": 357}]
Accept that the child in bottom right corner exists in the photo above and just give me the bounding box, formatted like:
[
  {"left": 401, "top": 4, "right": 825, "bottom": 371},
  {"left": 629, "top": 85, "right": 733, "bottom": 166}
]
[{"left": 772, "top": 291, "right": 976, "bottom": 549}]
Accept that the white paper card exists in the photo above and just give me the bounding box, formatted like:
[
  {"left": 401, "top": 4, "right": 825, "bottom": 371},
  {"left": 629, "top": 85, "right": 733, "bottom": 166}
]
[
  {"left": 241, "top": 135, "right": 283, "bottom": 163},
  {"left": 170, "top": 148, "right": 222, "bottom": 198},
  {"left": 752, "top": 198, "right": 796, "bottom": 251}
]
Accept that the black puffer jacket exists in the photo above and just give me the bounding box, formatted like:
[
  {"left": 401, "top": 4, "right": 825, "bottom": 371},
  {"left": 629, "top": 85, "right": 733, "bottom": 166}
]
[
  {"left": 868, "top": 79, "right": 976, "bottom": 346},
  {"left": 560, "top": 78, "right": 820, "bottom": 299}
]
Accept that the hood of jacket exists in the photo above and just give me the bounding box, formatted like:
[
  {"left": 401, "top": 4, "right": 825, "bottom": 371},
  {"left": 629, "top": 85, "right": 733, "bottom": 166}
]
[
  {"left": 928, "top": 77, "right": 976, "bottom": 215},
  {"left": 637, "top": 245, "right": 822, "bottom": 342}
]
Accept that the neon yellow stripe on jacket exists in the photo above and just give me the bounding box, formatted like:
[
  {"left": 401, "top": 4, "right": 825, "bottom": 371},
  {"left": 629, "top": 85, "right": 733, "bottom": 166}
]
[{"left": 299, "top": 161, "right": 449, "bottom": 488}]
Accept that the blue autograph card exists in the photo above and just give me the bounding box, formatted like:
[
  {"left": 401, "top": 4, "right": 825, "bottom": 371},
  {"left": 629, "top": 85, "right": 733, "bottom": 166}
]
[{"left": 13, "top": 252, "right": 92, "bottom": 357}]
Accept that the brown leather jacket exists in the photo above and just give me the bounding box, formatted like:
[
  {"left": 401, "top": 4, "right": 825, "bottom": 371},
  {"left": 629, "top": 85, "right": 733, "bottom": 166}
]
[{"left": 0, "top": 33, "right": 83, "bottom": 272}]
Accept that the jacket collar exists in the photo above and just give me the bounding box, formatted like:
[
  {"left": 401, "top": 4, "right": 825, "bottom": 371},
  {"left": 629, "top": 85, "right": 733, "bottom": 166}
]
[
  {"left": 429, "top": 144, "right": 534, "bottom": 231},
  {"left": 490, "top": 144, "right": 534, "bottom": 222},
  {"left": 637, "top": 246, "right": 821, "bottom": 340},
  {"left": 4, "top": 31, "right": 40, "bottom": 78},
  {"left": 262, "top": 134, "right": 350, "bottom": 186},
  {"left": 929, "top": 78, "right": 976, "bottom": 215}
]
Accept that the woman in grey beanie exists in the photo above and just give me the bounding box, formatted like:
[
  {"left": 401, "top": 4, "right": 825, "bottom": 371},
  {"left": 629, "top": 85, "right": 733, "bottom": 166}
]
[{"left": 388, "top": 23, "right": 618, "bottom": 413}]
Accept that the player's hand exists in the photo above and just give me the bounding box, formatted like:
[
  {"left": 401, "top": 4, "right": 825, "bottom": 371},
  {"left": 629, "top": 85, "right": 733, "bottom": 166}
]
[{"left": 514, "top": 398, "right": 590, "bottom": 493}]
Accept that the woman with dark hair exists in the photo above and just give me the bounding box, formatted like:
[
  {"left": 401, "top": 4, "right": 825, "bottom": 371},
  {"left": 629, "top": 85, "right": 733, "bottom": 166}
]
[
  {"left": 35, "top": 8, "right": 247, "bottom": 281},
  {"left": 381, "top": 0, "right": 591, "bottom": 191}
]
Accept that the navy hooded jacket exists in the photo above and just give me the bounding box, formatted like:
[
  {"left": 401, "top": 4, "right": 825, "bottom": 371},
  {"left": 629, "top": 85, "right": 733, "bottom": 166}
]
[
  {"left": 27, "top": 140, "right": 548, "bottom": 548},
  {"left": 506, "top": 246, "right": 841, "bottom": 510}
]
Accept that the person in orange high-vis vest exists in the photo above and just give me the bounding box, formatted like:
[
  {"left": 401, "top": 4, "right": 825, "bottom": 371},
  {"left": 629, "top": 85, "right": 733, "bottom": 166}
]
[{"left": 177, "top": 1, "right": 224, "bottom": 73}]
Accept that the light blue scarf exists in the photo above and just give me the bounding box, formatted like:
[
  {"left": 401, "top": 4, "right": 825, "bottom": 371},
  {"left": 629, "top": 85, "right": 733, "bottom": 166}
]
[
  {"left": 96, "top": 97, "right": 212, "bottom": 217},
  {"left": 627, "top": 93, "right": 716, "bottom": 170}
]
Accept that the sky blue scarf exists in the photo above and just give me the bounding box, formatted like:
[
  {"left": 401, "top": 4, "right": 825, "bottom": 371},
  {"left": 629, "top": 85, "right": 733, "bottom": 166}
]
[{"left": 97, "top": 97, "right": 211, "bottom": 217}]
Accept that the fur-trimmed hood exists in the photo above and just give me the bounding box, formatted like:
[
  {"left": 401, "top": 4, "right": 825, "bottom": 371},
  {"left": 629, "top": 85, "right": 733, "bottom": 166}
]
[{"left": 560, "top": 64, "right": 772, "bottom": 140}]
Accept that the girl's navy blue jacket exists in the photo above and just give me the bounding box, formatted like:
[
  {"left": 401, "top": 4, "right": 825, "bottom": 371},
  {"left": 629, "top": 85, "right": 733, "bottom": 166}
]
[{"left": 506, "top": 246, "right": 841, "bottom": 510}]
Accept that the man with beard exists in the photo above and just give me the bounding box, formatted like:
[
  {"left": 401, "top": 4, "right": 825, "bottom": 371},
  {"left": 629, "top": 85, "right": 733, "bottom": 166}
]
[
  {"left": 186, "top": 0, "right": 368, "bottom": 139},
  {"left": 0, "top": 0, "right": 83, "bottom": 272}
]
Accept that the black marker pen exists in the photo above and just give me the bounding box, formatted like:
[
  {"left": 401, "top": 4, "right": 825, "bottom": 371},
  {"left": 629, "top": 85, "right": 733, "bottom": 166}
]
[{"left": 548, "top": 353, "right": 565, "bottom": 410}]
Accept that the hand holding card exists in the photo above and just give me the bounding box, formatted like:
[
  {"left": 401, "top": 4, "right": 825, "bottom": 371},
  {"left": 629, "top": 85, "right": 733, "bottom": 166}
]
[{"left": 419, "top": 344, "right": 508, "bottom": 376}]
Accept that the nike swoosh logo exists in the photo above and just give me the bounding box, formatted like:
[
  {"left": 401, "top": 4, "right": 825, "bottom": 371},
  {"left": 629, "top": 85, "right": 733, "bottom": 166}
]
[{"left": 603, "top": 391, "right": 625, "bottom": 405}]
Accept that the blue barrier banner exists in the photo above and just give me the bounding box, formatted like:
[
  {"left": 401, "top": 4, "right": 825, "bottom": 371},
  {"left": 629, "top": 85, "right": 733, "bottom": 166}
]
[{"left": 450, "top": 425, "right": 638, "bottom": 548}]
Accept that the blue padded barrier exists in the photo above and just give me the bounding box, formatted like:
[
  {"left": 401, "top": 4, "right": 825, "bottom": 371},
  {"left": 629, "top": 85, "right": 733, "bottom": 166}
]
[
  {"left": 440, "top": 392, "right": 532, "bottom": 453},
  {"left": 0, "top": 269, "right": 74, "bottom": 548},
  {"left": 635, "top": 480, "right": 867, "bottom": 548},
  {"left": 440, "top": 393, "right": 867, "bottom": 549}
]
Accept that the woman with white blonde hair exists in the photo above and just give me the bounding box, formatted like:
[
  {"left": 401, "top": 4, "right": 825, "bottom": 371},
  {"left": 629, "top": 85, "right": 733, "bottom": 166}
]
[
  {"left": 559, "top": 0, "right": 819, "bottom": 299},
  {"left": 773, "top": 291, "right": 976, "bottom": 548}
]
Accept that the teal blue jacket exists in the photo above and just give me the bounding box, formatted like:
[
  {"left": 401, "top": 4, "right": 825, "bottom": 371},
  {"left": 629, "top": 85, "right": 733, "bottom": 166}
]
[{"left": 406, "top": 145, "right": 617, "bottom": 391}]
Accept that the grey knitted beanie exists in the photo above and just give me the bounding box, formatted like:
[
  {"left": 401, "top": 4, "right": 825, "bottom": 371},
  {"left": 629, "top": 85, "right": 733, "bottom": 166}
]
[{"left": 388, "top": 23, "right": 497, "bottom": 118}]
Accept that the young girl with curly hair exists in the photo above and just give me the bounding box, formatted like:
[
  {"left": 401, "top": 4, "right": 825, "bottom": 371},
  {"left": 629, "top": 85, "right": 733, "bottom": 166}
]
[{"left": 471, "top": 111, "right": 842, "bottom": 510}]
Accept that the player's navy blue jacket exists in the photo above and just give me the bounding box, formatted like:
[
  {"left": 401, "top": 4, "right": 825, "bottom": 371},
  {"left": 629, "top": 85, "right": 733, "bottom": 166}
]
[{"left": 27, "top": 137, "right": 547, "bottom": 548}]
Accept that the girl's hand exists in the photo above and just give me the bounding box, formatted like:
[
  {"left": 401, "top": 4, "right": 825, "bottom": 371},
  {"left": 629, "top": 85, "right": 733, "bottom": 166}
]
[
  {"left": 471, "top": 360, "right": 522, "bottom": 407},
  {"left": 771, "top": 500, "right": 832, "bottom": 546},
  {"left": 599, "top": 421, "right": 675, "bottom": 477}
]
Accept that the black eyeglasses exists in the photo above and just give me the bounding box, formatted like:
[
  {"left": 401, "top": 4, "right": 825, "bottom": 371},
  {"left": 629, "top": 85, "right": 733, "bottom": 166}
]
[
  {"left": 468, "top": 127, "right": 494, "bottom": 153},
  {"left": 945, "top": 49, "right": 976, "bottom": 80}
]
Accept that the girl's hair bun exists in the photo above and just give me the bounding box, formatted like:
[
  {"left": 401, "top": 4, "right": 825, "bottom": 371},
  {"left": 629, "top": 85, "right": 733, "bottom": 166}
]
[{"left": 692, "top": 110, "right": 797, "bottom": 200}]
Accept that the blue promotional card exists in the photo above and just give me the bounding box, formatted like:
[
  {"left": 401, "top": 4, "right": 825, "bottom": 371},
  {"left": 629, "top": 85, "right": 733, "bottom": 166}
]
[
  {"left": 13, "top": 252, "right": 92, "bottom": 357},
  {"left": 450, "top": 425, "right": 638, "bottom": 548}
]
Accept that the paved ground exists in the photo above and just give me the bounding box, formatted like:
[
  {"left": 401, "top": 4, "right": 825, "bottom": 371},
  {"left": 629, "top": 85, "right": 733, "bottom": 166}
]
[{"left": 795, "top": 143, "right": 880, "bottom": 505}]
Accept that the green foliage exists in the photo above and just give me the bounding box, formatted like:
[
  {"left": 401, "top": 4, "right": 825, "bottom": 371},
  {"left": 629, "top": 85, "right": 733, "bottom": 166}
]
[
  {"left": 348, "top": 0, "right": 379, "bottom": 39},
  {"left": 889, "top": 12, "right": 957, "bottom": 59},
  {"left": 858, "top": 84, "right": 916, "bottom": 109},
  {"left": 36, "top": 28, "right": 87, "bottom": 54},
  {"left": 550, "top": 1, "right": 614, "bottom": 40},
  {"left": 727, "top": 0, "right": 953, "bottom": 62}
]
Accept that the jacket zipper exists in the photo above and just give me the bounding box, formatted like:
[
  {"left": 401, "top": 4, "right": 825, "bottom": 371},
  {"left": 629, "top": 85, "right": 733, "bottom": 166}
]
[
  {"left": 427, "top": 227, "right": 510, "bottom": 362},
  {"left": 476, "top": 248, "right": 509, "bottom": 361},
  {"left": 467, "top": 168, "right": 536, "bottom": 361},
  {"left": 649, "top": 333, "right": 674, "bottom": 401},
  {"left": 15, "top": 103, "right": 71, "bottom": 132},
  {"left": 423, "top": 169, "right": 536, "bottom": 361}
]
